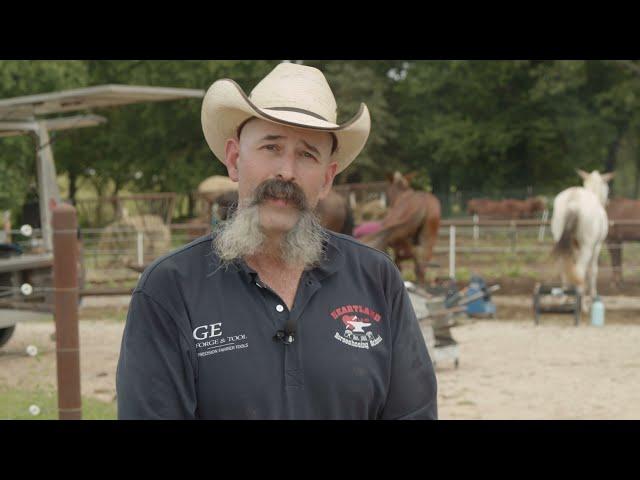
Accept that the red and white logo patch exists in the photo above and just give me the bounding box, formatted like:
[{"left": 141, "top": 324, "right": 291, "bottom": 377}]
[{"left": 330, "top": 304, "right": 383, "bottom": 349}]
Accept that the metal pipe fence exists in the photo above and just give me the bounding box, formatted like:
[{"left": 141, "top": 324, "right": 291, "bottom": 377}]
[
  {"left": 435, "top": 220, "right": 640, "bottom": 282},
  {"left": 6, "top": 218, "right": 637, "bottom": 292}
]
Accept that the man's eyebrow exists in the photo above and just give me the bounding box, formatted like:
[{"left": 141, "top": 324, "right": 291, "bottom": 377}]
[
  {"left": 259, "top": 134, "right": 286, "bottom": 142},
  {"left": 258, "top": 135, "right": 321, "bottom": 155},
  {"left": 301, "top": 140, "right": 320, "bottom": 155}
]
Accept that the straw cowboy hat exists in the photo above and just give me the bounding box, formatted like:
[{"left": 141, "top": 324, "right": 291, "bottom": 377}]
[{"left": 201, "top": 63, "right": 371, "bottom": 174}]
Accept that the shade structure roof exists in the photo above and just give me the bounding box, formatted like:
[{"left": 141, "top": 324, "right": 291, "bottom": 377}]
[{"left": 0, "top": 84, "right": 204, "bottom": 120}]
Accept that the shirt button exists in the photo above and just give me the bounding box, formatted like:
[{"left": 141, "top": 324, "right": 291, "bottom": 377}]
[{"left": 276, "top": 304, "right": 284, "bottom": 313}]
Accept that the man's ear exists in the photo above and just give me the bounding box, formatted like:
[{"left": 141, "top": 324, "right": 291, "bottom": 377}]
[
  {"left": 318, "top": 162, "right": 339, "bottom": 200},
  {"left": 224, "top": 138, "right": 240, "bottom": 182},
  {"left": 385, "top": 171, "right": 395, "bottom": 183}
]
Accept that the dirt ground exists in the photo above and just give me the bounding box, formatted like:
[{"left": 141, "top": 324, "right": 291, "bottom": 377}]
[
  {"left": 483, "top": 276, "right": 640, "bottom": 297},
  {"left": 1, "top": 294, "right": 639, "bottom": 419},
  {"left": 428, "top": 320, "right": 640, "bottom": 419},
  {"left": 0, "top": 319, "right": 124, "bottom": 405}
]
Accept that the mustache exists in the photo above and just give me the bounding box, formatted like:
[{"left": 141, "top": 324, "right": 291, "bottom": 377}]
[{"left": 249, "top": 178, "right": 308, "bottom": 211}]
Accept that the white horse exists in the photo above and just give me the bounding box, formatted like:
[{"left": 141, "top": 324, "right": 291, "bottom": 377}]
[{"left": 551, "top": 169, "right": 614, "bottom": 309}]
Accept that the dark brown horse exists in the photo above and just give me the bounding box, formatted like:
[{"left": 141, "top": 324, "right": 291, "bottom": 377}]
[
  {"left": 315, "top": 189, "right": 354, "bottom": 235},
  {"left": 359, "top": 171, "right": 441, "bottom": 283},
  {"left": 606, "top": 197, "right": 640, "bottom": 285}
]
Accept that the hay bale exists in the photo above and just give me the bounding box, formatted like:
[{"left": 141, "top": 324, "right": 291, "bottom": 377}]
[
  {"left": 196, "top": 176, "right": 238, "bottom": 217},
  {"left": 198, "top": 175, "right": 238, "bottom": 194},
  {"left": 96, "top": 214, "right": 171, "bottom": 268}
]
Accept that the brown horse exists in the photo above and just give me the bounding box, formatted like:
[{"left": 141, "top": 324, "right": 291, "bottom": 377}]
[
  {"left": 359, "top": 171, "right": 441, "bottom": 283},
  {"left": 606, "top": 197, "right": 640, "bottom": 285},
  {"left": 467, "top": 197, "right": 546, "bottom": 219},
  {"left": 315, "top": 189, "right": 354, "bottom": 235}
]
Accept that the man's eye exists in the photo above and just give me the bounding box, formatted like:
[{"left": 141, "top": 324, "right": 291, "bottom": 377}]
[
  {"left": 263, "top": 144, "right": 278, "bottom": 151},
  {"left": 303, "top": 152, "right": 317, "bottom": 160}
]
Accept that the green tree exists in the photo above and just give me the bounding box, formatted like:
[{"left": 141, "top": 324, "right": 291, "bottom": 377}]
[
  {"left": 0, "top": 61, "right": 88, "bottom": 215},
  {"left": 54, "top": 60, "right": 278, "bottom": 215},
  {"left": 391, "top": 60, "right": 640, "bottom": 200},
  {"left": 304, "top": 60, "right": 401, "bottom": 183},
  {"left": 4, "top": 60, "right": 640, "bottom": 224}
]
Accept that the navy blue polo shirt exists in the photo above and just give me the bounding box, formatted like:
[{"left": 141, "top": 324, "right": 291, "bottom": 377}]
[{"left": 116, "top": 231, "right": 437, "bottom": 419}]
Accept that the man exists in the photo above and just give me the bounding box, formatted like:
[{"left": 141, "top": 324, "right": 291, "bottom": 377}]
[{"left": 116, "top": 63, "right": 437, "bottom": 419}]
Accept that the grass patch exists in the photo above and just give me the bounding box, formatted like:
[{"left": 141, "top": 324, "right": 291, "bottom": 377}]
[
  {"left": 506, "top": 265, "right": 522, "bottom": 277},
  {"left": 0, "top": 388, "right": 117, "bottom": 420},
  {"left": 456, "top": 267, "right": 472, "bottom": 283},
  {"left": 402, "top": 269, "right": 416, "bottom": 283}
]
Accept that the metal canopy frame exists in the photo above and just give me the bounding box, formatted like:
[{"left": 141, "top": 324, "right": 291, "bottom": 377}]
[
  {"left": 0, "top": 114, "right": 107, "bottom": 138},
  {"left": 0, "top": 84, "right": 204, "bottom": 120},
  {"left": 0, "top": 84, "right": 205, "bottom": 251}
]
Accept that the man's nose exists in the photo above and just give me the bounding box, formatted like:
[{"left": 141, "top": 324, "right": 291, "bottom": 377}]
[{"left": 275, "top": 150, "right": 296, "bottom": 182}]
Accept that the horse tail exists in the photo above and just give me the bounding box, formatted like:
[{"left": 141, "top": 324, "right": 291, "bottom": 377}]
[
  {"left": 552, "top": 208, "right": 582, "bottom": 284},
  {"left": 342, "top": 200, "right": 355, "bottom": 236},
  {"left": 553, "top": 209, "right": 578, "bottom": 257}
]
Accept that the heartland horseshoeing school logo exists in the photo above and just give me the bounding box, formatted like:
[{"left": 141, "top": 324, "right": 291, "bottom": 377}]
[{"left": 330, "top": 304, "right": 383, "bottom": 349}]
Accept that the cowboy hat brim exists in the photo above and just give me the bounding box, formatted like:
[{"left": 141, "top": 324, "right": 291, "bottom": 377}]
[{"left": 201, "top": 78, "right": 370, "bottom": 174}]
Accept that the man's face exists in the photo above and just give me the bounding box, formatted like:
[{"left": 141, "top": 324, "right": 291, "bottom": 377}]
[{"left": 224, "top": 118, "right": 338, "bottom": 234}]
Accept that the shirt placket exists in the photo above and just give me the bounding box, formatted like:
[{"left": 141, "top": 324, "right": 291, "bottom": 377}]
[{"left": 254, "top": 272, "right": 321, "bottom": 390}]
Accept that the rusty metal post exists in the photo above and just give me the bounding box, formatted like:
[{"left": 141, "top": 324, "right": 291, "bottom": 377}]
[{"left": 52, "top": 203, "right": 82, "bottom": 420}]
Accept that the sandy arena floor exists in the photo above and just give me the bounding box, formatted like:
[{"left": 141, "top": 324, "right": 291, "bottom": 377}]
[
  {"left": 426, "top": 319, "right": 640, "bottom": 419},
  {"left": 2, "top": 295, "right": 640, "bottom": 419}
]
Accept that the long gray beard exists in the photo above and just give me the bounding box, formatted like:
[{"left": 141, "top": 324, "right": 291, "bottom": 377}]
[{"left": 212, "top": 204, "right": 328, "bottom": 269}]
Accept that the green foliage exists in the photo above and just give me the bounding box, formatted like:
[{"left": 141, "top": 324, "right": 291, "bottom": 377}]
[
  {"left": 456, "top": 267, "right": 472, "bottom": 283},
  {"left": 313, "top": 61, "right": 400, "bottom": 182},
  {"left": 391, "top": 60, "right": 640, "bottom": 197},
  {"left": 2, "top": 60, "right": 640, "bottom": 223},
  {"left": 0, "top": 61, "right": 89, "bottom": 213}
]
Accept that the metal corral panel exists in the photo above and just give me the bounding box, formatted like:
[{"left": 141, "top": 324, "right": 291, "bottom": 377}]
[
  {"left": 0, "top": 253, "right": 53, "bottom": 273},
  {"left": 0, "top": 310, "right": 52, "bottom": 328}
]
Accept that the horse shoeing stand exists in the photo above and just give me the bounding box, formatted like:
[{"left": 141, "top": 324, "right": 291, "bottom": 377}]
[{"left": 533, "top": 283, "right": 582, "bottom": 326}]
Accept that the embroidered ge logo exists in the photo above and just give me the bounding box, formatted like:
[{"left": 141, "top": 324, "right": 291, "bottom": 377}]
[{"left": 193, "top": 323, "right": 222, "bottom": 340}]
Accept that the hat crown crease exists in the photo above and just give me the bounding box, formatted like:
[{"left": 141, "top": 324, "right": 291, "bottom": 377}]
[{"left": 249, "top": 65, "right": 338, "bottom": 124}]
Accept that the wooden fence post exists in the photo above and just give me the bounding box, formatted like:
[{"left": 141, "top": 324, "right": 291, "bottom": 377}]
[{"left": 52, "top": 203, "right": 82, "bottom": 420}]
